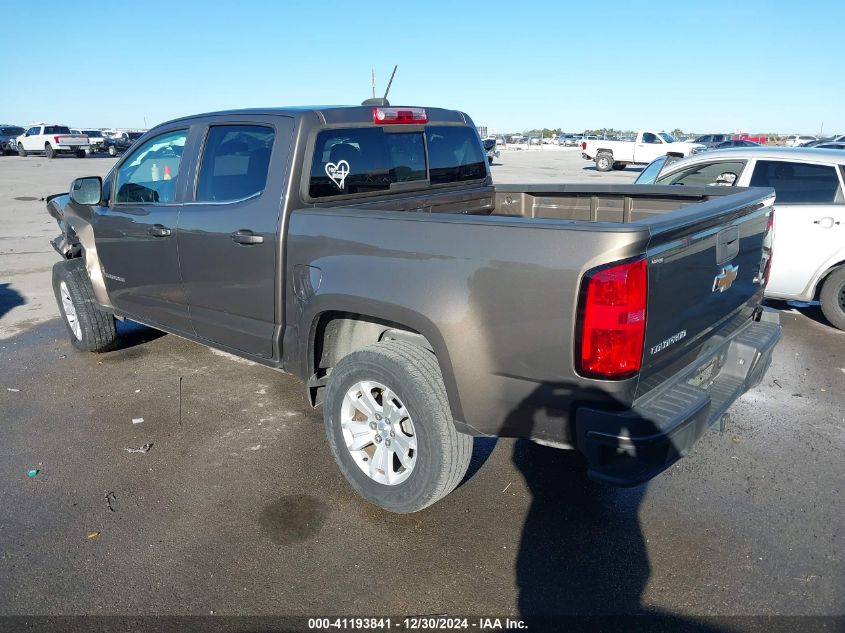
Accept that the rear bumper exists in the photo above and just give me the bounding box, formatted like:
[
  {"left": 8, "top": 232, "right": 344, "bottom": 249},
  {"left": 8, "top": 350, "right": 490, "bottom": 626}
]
[{"left": 575, "top": 311, "right": 780, "bottom": 486}]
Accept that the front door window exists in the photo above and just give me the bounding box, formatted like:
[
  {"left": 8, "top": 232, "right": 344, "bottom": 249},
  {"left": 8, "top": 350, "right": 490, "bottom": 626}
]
[{"left": 114, "top": 130, "right": 187, "bottom": 204}]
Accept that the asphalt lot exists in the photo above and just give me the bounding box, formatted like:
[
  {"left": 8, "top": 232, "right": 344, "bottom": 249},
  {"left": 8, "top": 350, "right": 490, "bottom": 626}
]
[{"left": 0, "top": 151, "right": 843, "bottom": 626}]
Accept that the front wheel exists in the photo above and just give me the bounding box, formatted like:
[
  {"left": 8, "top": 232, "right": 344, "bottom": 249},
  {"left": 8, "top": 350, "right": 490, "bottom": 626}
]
[
  {"left": 595, "top": 153, "right": 613, "bottom": 171},
  {"left": 820, "top": 267, "right": 845, "bottom": 330},
  {"left": 611, "top": 162, "right": 627, "bottom": 170},
  {"left": 17, "top": 143, "right": 27, "bottom": 157},
  {"left": 52, "top": 259, "right": 117, "bottom": 352},
  {"left": 108, "top": 145, "right": 116, "bottom": 156},
  {"left": 323, "top": 340, "right": 472, "bottom": 513}
]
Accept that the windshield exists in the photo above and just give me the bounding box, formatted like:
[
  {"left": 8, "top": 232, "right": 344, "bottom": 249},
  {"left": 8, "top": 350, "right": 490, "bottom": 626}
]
[
  {"left": 659, "top": 132, "right": 675, "bottom": 143},
  {"left": 128, "top": 132, "right": 144, "bottom": 141},
  {"left": 634, "top": 156, "right": 667, "bottom": 184},
  {"left": 1, "top": 127, "right": 24, "bottom": 136}
]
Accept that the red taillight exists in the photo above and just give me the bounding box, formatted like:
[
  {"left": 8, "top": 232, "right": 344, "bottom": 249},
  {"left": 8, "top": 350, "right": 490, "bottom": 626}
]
[
  {"left": 577, "top": 259, "right": 647, "bottom": 379},
  {"left": 581, "top": 142, "right": 587, "bottom": 150},
  {"left": 54, "top": 136, "right": 61, "bottom": 143},
  {"left": 372, "top": 107, "right": 427, "bottom": 124}
]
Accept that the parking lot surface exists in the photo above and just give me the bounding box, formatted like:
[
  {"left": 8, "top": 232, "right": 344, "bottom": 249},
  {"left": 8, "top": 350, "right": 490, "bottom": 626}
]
[{"left": 0, "top": 153, "right": 842, "bottom": 623}]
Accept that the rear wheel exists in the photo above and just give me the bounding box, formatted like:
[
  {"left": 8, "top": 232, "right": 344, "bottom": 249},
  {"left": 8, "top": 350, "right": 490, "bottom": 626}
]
[
  {"left": 52, "top": 259, "right": 116, "bottom": 352},
  {"left": 76, "top": 149, "right": 86, "bottom": 158},
  {"left": 595, "top": 152, "right": 613, "bottom": 172},
  {"left": 323, "top": 340, "right": 472, "bottom": 513},
  {"left": 45, "top": 143, "right": 55, "bottom": 159},
  {"left": 819, "top": 267, "right": 845, "bottom": 330}
]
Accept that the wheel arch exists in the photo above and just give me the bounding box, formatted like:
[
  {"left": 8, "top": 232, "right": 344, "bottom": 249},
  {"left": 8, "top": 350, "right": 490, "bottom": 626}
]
[
  {"left": 812, "top": 258, "right": 845, "bottom": 299},
  {"left": 301, "top": 304, "right": 465, "bottom": 427}
]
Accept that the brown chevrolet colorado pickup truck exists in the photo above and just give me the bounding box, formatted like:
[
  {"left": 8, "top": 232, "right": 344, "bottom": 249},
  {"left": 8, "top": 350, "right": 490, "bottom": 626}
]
[{"left": 47, "top": 104, "right": 780, "bottom": 512}]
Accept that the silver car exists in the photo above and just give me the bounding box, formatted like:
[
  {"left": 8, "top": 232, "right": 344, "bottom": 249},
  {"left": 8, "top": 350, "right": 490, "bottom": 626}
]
[{"left": 0, "top": 125, "right": 25, "bottom": 155}]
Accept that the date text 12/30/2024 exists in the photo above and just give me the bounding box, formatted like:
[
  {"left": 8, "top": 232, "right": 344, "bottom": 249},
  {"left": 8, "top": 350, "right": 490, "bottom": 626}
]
[{"left": 308, "top": 617, "right": 528, "bottom": 630}]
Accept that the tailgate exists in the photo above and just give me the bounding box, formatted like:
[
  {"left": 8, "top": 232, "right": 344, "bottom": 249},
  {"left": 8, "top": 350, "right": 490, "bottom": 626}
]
[
  {"left": 635, "top": 187, "right": 775, "bottom": 398},
  {"left": 57, "top": 135, "right": 87, "bottom": 146}
]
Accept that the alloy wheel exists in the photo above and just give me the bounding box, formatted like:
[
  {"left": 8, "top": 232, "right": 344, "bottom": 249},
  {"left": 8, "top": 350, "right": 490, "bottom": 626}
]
[{"left": 340, "top": 380, "right": 417, "bottom": 485}]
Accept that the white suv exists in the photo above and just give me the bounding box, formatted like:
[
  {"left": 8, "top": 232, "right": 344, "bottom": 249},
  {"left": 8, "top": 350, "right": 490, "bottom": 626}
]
[
  {"left": 636, "top": 147, "right": 845, "bottom": 329},
  {"left": 783, "top": 134, "right": 818, "bottom": 147},
  {"left": 16, "top": 125, "right": 89, "bottom": 158}
]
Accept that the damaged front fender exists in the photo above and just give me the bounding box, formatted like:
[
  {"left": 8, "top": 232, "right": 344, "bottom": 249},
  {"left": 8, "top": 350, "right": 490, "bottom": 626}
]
[{"left": 46, "top": 193, "right": 113, "bottom": 310}]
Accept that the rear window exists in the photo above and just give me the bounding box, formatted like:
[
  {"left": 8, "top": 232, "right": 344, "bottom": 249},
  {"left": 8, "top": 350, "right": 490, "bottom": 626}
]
[
  {"left": 83, "top": 130, "right": 103, "bottom": 137},
  {"left": 308, "top": 125, "right": 485, "bottom": 199},
  {"left": 426, "top": 126, "right": 486, "bottom": 184},
  {"left": 749, "top": 160, "right": 843, "bottom": 203},
  {"left": 44, "top": 126, "right": 70, "bottom": 135}
]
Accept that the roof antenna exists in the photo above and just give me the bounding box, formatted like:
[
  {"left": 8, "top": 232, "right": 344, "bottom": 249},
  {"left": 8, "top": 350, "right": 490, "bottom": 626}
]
[{"left": 362, "top": 65, "right": 397, "bottom": 107}]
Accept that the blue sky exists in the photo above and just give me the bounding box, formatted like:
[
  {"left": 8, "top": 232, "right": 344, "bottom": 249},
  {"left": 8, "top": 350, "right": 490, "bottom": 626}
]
[{"left": 1, "top": 0, "right": 842, "bottom": 134}]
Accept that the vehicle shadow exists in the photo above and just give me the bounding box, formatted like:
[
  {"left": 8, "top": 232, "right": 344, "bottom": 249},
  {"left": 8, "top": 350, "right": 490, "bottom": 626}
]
[
  {"left": 113, "top": 318, "right": 167, "bottom": 349},
  {"left": 0, "top": 283, "right": 25, "bottom": 319},
  {"left": 581, "top": 165, "right": 644, "bottom": 173},
  {"left": 507, "top": 385, "right": 727, "bottom": 632},
  {"left": 458, "top": 437, "right": 498, "bottom": 487},
  {"left": 764, "top": 298, "right": 835, "bottom": 330}
]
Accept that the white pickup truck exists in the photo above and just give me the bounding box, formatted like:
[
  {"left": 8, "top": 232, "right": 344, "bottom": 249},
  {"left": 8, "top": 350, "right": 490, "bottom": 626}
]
[
  {"left": 582, "top": 130, "right": 704, "bottom": 172},
  {"left": 16, "top": 124, "right": 89, "bottom": 158}
]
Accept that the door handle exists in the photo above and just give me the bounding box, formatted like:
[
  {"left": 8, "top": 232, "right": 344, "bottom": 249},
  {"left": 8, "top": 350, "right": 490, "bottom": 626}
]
[
  {"left": 231, "top": 230, "right": 264, "bottom": 245},
  {"left": 813, "top": 217, "right": 840, "bottom": 228},
  {"left": 148, "top": 224, "right": 171, "bottom": 237}
]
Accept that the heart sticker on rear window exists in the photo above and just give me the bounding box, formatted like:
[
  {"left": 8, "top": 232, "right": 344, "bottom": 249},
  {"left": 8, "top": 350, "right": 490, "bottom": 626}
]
[{"left": 325, "top": 160, "right": 350, "bottom": 190}]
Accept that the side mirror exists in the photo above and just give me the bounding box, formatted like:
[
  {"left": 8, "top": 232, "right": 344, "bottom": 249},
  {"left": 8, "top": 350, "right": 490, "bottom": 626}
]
[
  {"left": 70, "top": 176, "right": 103, "bottom": 205},
  {"left": 714, "top": 172, "right": 738, "bottom": 186}
]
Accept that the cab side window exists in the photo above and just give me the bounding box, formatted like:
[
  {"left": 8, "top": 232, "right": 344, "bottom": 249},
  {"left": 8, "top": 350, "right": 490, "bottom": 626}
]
[
  {"left": 749, "top": 160, "right": 843, "bottom": 204},
  {"left": 114, "top": 130, "right": 187, "bottom": 204},
  {"left": 642, "top": 133, "right": 660, "bottom": 144},
  {"left": 26, "top": 127, "right": 39, "bottom": 136},
  {"left": 196, "top": 125, "right": 275, "bottom": 202}
]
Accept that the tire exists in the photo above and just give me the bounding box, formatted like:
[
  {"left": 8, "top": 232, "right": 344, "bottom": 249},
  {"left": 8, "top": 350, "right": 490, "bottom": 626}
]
[
  {"left": 45, "top": 143, "right": 55, "bottom": 159},
  {"left": 17, "top": 143, "right": 27, "bottom": 157},
  {"left": 323, "top": 340, "right": 472, "bottom": 513},
  {"left": 595, "top": 152, "right": 613, "bottom": 172},
  {"left": 76, "top": 149, "right": 86, "bottom": 158},
  {"left": 108, "top": 145, "right": 116, "bottom": 156},
  {"left": 819, "top": 267, "right": 845, "bottom": 331},
  {"left": 52, "top": 258, "right": 116, "bottom": 352},
  {"left": 611, "top": 162, "right": 627, "bottom": 170}
]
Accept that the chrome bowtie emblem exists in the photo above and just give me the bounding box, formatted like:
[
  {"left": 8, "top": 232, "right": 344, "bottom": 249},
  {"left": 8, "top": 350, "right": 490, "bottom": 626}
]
[{"left": 713, "top": 264, "right": 738, "bottom": 293}]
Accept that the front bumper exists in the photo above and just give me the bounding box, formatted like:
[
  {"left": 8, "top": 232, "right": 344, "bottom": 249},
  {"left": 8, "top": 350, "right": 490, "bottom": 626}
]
[{"left": 576, "top": 312, "right": 781, "bottom": 486}]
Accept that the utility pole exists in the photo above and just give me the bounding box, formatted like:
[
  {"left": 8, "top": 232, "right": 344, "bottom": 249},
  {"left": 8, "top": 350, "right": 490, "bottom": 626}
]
[{"left": 371, "top": 68, "right": 376, "bottom": 99}]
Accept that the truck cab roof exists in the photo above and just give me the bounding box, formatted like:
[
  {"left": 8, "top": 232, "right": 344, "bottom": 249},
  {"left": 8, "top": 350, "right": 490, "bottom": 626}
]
[{"left": 160, "top": 105, "right": 469, "bottom": 127}]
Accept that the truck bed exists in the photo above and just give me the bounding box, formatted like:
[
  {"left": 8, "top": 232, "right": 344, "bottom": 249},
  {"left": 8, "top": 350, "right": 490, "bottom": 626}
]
[{"left": 288, "top": 184, "right": 775, "bottom": 446}]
